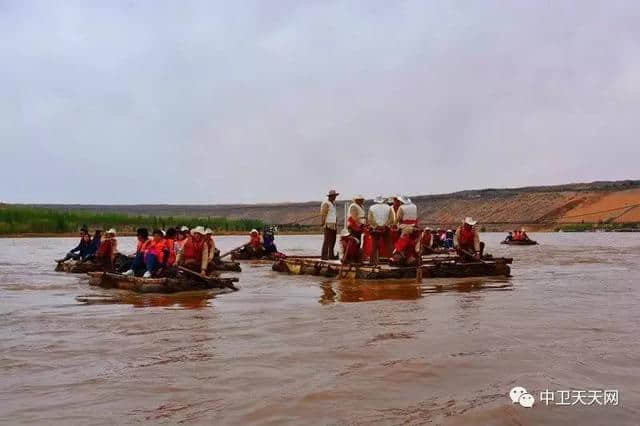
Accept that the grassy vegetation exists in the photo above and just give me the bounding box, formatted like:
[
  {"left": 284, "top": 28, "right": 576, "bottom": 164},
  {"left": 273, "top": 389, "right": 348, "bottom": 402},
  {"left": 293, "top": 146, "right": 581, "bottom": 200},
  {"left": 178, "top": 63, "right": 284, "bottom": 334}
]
[
  {"left": 555, "top": 222, "right": 640, "bottom": 232},
  {"left": 0, "top": 205, "right": 264, "bottom": 235}
]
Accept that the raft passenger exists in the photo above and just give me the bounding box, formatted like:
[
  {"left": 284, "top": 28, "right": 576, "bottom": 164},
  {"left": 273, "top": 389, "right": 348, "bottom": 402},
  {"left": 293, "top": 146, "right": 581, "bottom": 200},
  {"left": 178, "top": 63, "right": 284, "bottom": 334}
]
[
  {"left": 176, "top": 226, "right": 209, "bottom": 275},
  {"left": 320, "top": 189, "right": 339, "bottom": 260},
  {"left": 58, "top": 231, "right": 93, "bottom": 262},
  {"left": 367, "top": 195, "right": 394, "bottom": 264},
  {"left": 348, "top": 195, "right": 366, "bottom": 242},
  {"left": 95, "top": 228, "right": 118, "bottom": 270},
  {"left": 262, "top": 226, "right": 278, "bottom": 255},
  {"left": 454, "top": 217, "right": 484, "bottom": 261}
]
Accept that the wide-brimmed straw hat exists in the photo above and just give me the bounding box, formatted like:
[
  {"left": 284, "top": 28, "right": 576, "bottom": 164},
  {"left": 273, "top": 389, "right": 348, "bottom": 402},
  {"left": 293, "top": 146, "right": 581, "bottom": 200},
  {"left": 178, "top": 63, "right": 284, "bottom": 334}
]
[
  {"left": 353, "top": 194, "right": 365, "bottom": 201},
  {"left": 191, "top": 226, "right": 205, "bottom": 235},
  {"left": 463, "top": 217, "right": 477, "bottom": 226},
  {"left": 250, "top": 229, "right": 259, "bottom": 234},
  {"left": 204, "top": 228, "right": 213, "bottom": 235},
  {"left": 327, "top": 189, "right": 339, "bottom": 197},
  {"left": 374, "top": 195, "right": 386, "bottom": 204},
  {"left": 180, "top": 226, "right": 189, "bottom": 232},
  {"left": 106, "top": 228, "right": 116, "bottom": 235}
]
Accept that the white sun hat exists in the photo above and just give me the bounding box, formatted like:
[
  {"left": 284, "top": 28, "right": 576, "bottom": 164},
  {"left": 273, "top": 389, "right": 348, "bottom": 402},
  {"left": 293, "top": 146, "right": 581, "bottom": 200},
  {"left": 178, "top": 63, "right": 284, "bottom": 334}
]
[
  {"left": 191, "top": 226, "right": 205, "bottom": 235},
  {"left": 250, "top": 229, "right": 259, "bottom": 234},
  {"left": 464, "top": 217, "right": 478, "bottom": 226},
  {"left": 180, "top": 226, "right": 189, "bottom": 232},
  {"left": 106, "top": 228, "right": 116, "bottom": 235},
  {"left": 204, "top": 228, "right": 213, "bottom": 235},
  {"left": 353, "top": 194, "right": 365, "bottom": 201}
]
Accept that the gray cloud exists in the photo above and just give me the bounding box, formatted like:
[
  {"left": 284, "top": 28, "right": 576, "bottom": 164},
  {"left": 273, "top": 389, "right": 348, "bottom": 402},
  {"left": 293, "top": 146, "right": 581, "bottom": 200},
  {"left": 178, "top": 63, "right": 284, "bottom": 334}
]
[{"left": 1, "top": 0, "right": 639, "bottom": 204}]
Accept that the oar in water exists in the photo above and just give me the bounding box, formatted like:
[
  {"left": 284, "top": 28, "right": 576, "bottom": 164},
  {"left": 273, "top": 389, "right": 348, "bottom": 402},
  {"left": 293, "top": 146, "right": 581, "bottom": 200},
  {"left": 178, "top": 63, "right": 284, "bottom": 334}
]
[
  {"left": 219, "top": 243, "right": 249, "bottom": 260},
  {"left": 459, "top": 249, "right": 489, "bottom": 264},
  {"left": 178, "top": 266, "right": 238, "bottom": 291}
]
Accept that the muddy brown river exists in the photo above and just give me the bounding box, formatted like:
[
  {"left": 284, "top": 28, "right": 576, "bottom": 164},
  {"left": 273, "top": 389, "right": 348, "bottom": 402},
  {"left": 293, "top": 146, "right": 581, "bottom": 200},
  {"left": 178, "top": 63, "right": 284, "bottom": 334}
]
[{"left": 1, "top": 233, "right": 639, "bottom": 425}]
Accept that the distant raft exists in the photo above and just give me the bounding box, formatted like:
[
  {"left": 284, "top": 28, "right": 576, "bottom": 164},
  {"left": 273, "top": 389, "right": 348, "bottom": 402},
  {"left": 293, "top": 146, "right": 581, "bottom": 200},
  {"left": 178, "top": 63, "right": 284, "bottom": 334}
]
[
  {"left": 87, "top": 272, "right": 239, "bottom": 294},
  {"left": 500, "top": 240, "right": 538, "bottom": 246},
  {"left": 272, "top": 255, "right": 512, "bottom": 280}
]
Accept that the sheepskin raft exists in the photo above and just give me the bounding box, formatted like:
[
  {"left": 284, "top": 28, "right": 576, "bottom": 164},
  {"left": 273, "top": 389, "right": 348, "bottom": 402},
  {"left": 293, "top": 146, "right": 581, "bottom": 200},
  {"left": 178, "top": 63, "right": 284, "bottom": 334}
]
[
  {"left": 500, "top": 240, "right": 538, "bottom": 245},
  {"left": 55, "top": 260, "right": 103, "bottom": 273},
  {"left": 272, "top": 255, "right": 512, "bottom": 280},
  {"left": 209, "top": 260, "right": 242, "bottom": 272},
  {"left": 87, "top": 272, "right": 239, "bottom": 294}
]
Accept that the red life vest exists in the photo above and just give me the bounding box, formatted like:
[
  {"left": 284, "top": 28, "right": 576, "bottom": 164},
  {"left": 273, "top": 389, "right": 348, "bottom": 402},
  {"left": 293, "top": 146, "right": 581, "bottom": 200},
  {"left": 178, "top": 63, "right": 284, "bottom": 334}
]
[
  {"left": 136, "top": 239, "right": 151, "bottom": 253},
  {"left": 249, "top": 234, "right": 261, "bottom": 249},
  {"left": 183, "top": 237, "right": 205, "bottom": 261},
  {"left": 421, "top": 232, "right": 432, "bottom": 247},
  {"left": 394, "top": 235, "right": 417, "bottom": 257},
  {"left": 458, "top": 226, "right": 476, "bottom": 250},
  {"left": 96, "top": 239, "right": 114, "bottom": 259},
  {"left": 340, "top": 235, "right": 360, "bottom": 263},
  {"left": 347, "top": 216, "right": 364, "bottom": 233},
  {"left": 145, "top": 239, "right": 166, "bottom": 259}
]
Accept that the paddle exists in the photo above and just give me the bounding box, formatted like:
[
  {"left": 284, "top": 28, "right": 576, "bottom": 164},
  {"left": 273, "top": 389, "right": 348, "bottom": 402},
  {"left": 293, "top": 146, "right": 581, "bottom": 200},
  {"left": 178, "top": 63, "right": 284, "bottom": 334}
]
[
  {"left": 459, "top": 249, "right": 489, "bottom": 264},
  {"left": 219, "top": 243, "right": 249, "bottom": 260},
  {"left": 178, "top": 266, "right": 238, "bottom": 291}
]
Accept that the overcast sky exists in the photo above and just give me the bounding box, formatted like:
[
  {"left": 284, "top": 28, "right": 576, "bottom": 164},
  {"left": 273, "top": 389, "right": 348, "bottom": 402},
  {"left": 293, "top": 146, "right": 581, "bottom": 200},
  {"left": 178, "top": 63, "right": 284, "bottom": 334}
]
[{"left": 1, "top": 1, "right": 639, "bottom": 204}]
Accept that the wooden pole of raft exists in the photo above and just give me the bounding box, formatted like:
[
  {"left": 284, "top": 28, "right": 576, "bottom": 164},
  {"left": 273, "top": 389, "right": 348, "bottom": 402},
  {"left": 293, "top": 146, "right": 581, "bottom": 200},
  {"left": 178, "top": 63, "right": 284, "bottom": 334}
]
[
  {"left": 178, "top": 266, "right": 238, "bottom": 291},
  {"left": 219, "top": 243, "right": 248, "bottom": 260},
  {"left": 416, "top": 239, "right": 423, "bottom": 283}
]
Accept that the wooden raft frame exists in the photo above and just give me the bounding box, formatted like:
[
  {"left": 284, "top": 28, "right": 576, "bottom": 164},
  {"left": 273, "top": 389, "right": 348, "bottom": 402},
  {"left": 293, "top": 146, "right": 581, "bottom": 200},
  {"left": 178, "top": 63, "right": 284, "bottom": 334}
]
[
  {"left": 272, "top": 255, "right": 512, "bottom": 280},
  {"left": 87, "top": 272, "right": 239, "bottom": 294}
]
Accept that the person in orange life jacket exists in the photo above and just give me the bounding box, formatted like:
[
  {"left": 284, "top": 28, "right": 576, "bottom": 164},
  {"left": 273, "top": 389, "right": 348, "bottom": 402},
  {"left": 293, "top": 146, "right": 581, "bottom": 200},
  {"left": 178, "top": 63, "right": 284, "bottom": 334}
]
[
  {"left": 420, "top": 227, "right": 433, "bottom": 255},
  {"left": 520, "top": 228, "right": 529, "bottom": 241},
  {"left": 176, "top": 226, "right": 209, "bottom": 274},
  {"left": 339, "top": 228, "right": 361, "bottom": 264},
  {"left": 244, "top": 229, "right": 264, "bottom": 257},
  {"left": 347, "top": 195, "right": 366, "bottom": 242},
  {"left": 95, "top": 228, "right": 118, "bottom": 270},
  {"left": 454, "top": 217, "right": 484, "bottom": 261},
  {"left": 164, "top": 228, "right": 178, "bottom": 266},
  {"left": 390, "top": 226, "right": 419, "bottom": 266},
  {"left": 123, "top": 228, "right": 153, "bottom": 277}
]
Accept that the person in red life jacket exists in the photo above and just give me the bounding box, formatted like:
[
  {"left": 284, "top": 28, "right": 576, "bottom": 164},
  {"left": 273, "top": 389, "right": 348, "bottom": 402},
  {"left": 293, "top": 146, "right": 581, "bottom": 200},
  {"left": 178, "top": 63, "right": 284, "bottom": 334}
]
[
  {"left": 454, "top": 217, "right": 484, "bottom": 261},
  {"left": 164, "top": 227, "right": 178, "bottom": 266},
  {"left": 367, "top": 195, "right": 394, "bottom": 264},
  {"left": 520, "top": 228, "right": 529, "bottom": 241},
  {"left": 390, "top": 226, "right": 419, "bottom": 266},
  {"left": 420, "top": 227, "right": 433, "bottom": 255},
  {"left": 513, "top": 230, "right": 522, "bottom": 241},
  {"left": 176, "top": 226, "right": 209, "bottom": 275},
  {"left": 339, "top": 228, "right": 361, "bottom": 264},
  {"left": 95, "top": 228, "right": 118, "bottom": 270},
  {"left": 123, "top": 228, "right": 153, "bottom": 277},
  {"left": 348, "top": 195, "right": 366, "bottom": 241},
  {"left": 140, "top": 229, "right": 170, "bottom": 277}
]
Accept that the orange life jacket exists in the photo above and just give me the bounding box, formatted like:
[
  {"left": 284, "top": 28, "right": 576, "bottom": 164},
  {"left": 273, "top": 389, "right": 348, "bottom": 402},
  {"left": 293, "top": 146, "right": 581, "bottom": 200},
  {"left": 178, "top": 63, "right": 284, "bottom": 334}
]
[
  {"left": 458, "top": 226, "right": 476, "bottom": 250},
  {"left": 96, "top": 238, "right": 114, "bottom": 259},
  {"left": 420, "top": 232, "right": 432, "bottom": 247},
  {"left": 249, "top": 234, "right": 261, "bottom": 249},
  {"left": 145, "top": 239, "right": 167, "bottom": 259},
  {"left": 136, "top": 239, "right": 151, "bottom": 253},
  {"left": 394, "top": 234, "right": 417, "bottom": 257},
  {"left": 164, "top": 238, "right": 176, "bottom": 265},
  {"left": 183, "top": 237, "right": 205, "bottom": 261}
]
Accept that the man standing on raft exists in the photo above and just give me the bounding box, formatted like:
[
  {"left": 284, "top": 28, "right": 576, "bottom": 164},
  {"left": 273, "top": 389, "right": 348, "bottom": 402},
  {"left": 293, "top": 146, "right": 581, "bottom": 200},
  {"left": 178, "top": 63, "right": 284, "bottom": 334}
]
[{"left": 320, "top": 189, "right": 339, "bottom": 260}]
